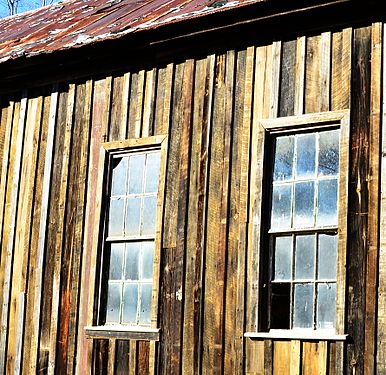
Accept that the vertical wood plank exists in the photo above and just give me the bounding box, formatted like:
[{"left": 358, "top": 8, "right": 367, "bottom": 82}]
[
  {"left": 137, "top": 341, "right": 150, "bottom": 375},
  {"left": 346, "top": 26, "right": 372, "bottom": 375},
  {"left": 128, "top": 70, "right": 145, "bottom": 139},
  {"left": 142, "top": 68, "right": 157, "bottom": 137},
  {"left": 302, "top": 342, "right": 319, "bottom": 375},
  {"left": 0, "top": 95, "right": 26, "bottom": 373},
  {"left": 290, "top": 340, "right": 301, "bottom": 375},
  {"left": 331, "top": 28, "right": 352, "bottom": 111},
  {"left": 305, "top": 32, "right": 331, "bottom": 113},
  {"left": 7, "top": 95, "right": 43, "bottom": 375},
  {"left": 279, "top": 40, "right": 297, "bottom": 117},
  {"left": 182, "top": 54, "right": 215, "bottom": 375},
  {"left": 294, "top": 36, "right": 306, "bottom": 116},
  {"left": 76, "top": 77, "right": 111, "bottom": 374},
  {"left": 109, "top": 75, "right": 124, "bottom": 141},
  {"left": 364, "top": 22, "right": 382, "bottom": 375},
  {"left": 273, "top": 341, "right": 290, "bottom": 375}
]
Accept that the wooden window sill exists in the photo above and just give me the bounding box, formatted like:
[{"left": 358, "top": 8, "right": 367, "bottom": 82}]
[
  {"left": 85, "top": 325, "right": 160, "bottom": 341},
  {"left": 244, "top": 330, "right": 348, "bottom": 341}
]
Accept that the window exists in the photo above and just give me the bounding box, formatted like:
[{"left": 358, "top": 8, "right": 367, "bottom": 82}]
[
  {"left": 86, "top": 136, "right": 166, "bottom": 340},
  {"left": 105, "top": 150, "right": 160, "bottom": 326},
  {"left": 245, "top": 111, "right": 349, "bottom": 340},
  {"left": 269, "top": 130, "right": 339, "bottom": 331}
]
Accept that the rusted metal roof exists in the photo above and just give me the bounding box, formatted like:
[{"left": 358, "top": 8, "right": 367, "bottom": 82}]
[{"left": 0, "top": 0, "right": 264, "bottom": 64}]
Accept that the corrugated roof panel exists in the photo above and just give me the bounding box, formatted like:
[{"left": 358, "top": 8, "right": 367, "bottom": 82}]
[{"left": 0, "top": 0, "right": 264, "bottom": 64}]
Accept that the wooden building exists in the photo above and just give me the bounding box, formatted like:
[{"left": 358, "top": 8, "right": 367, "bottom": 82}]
[{"left": 1, "top": 0, "right": 386, "bottom": 373}]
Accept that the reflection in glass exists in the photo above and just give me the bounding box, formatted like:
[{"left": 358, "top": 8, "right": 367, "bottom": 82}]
[
  {"left": 293, "top": 283, "right": 313, "bottom": 328},
  {"left": 319, "top": 130, "right": 339, "bottom": 176},
  {"left": 129, "top": 154, "right": 145, "bottom": 194},
  {"left": 274, "top": 236, "right": 292, "bottom": 280},
  {"left": 273, "top": 136, "right": 294, "bottom": 181},
  {"left": 109, "top": 198, "right": 125, "bottom": 236},
  {"left": 106, "top": 283, "right": 122, "bottom": 323},
  {"left": 295, "top": 235, "right": 315, "bottom": 280},
  {"left": 126, "top": 197, "right": 141, "bottom": 236},
  {"left": 140, "top": 283, "right": 152, "bottom": 324},
  {"left": 111, "top": 157, "right": 128, "bottom": 196},
  {"left": 142, "top": 242, "right": 155, "bottom": 280},
  {"left": 294, "top": 182, "right": 314, "bottom": 228},
  {"left": 145, "top": 153, "right": 161, "bottom": 193},
  {"left": 318, "top": 234, "right": 337, "bottom": 279},
  {"left": 125, "top": 243, "right": 140, "bottom": 280},
  {"left": 109, "top": 243, "right": 124, "bottom": 280},
  {"left": 271, "top": 184, "right": 292, "bottom": 229},
  {"left": 296, "top": 134, "right": 315, "bottom": 179},
  {"left": 122, "top": 284, "right": 138, "bottom": 324},
  {"left": 142, "top": 196, "right": 157, "bottom": 235},
  {"left": 317, "top": 283, "right": 336, "bottom": 329},
  {"left": 317, "top": 179, "right": 338, "bottom": 226}
]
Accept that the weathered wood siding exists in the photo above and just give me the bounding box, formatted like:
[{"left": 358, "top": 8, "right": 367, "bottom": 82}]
[{"left": 0, "top": 22, "right": 385, "bottom": 374}]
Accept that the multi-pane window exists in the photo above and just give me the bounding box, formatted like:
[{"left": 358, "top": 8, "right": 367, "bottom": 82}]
[
  {"left": 269, "top": 129, "right": 339, "bottom": 331},
  {"left": 105, "top": 150, "right": 160, "bottom": 326}
]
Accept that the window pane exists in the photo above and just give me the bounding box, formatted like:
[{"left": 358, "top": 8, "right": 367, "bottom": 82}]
[
  {"left": 109, "top": 198, "right": 125, "bottom": 236},
  {"left": 125, "top": 242, "right": 140, "bottom": 280},
  {"left": 139, "top": 283, "right": 152, "bottom": 325},
  {"left": 318, "top": 234, "right": 337, "bottom": 280},
  {"left": 106, "top": 283, "right": 122, "bottom": 323},
  {"left": 317, "top": 283, "right": 336, "bottom": 329},
  {"left": 271, "top": 184, "right": 292, "bottom": 229},
  {"left": 122, "top": 284, "right": 138, "bottom": 324},
  {"left": 318, "top": 130, "right": 339, "bottom": 176},
  {"left": 142, "top": 196, "right": 157, "bottom": 235},
  {"left": 273, "top": 136, "right": 294, "bottom": 182},
  {"left": 293, "top": 283, "right": 313, "bottom": 328},
  {"left": 109, "top": 243, "right": 125, "bottom": 280},
  {"left": 142, "top": 242, "right": 154, "bottom": 280},
  {"left": 145, "top": 153, "right": 161, "bottom": 193},
  {"left": 317, "top": 179, "right": 338, "bottom": 226},
  {"left": 294, "top": 182, "right": 315, "bottom": 228},
  {"left": 271, "top": 283, "right": 291, "bottom": 329},
  {"left": 111, "top": 157, "right": 128, "bottom": 196},
  {"left": 295, "top": 235, "right": 315, "bottom": 280},
  {"left": 274, "top": 236, "right": 292, "bottom": 281},
  {"left": 126, "top": 197, "right": 141, "bottom": 236},
  {"left": 128, "top": 154, "right": 145, "bottom": 194},
  {"left": 296, "top": 134, "right": 315, "bottom": 179}
]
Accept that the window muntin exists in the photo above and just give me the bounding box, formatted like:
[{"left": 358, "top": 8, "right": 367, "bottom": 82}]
[
  {"left": 105, "top": 150, "right": 160, "bottom": 326},
  {"left": 269, "top": 129, "right": 339, "bottom": 331}
]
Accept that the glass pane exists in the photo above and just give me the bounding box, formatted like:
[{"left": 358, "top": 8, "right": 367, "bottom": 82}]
[
  {"left": 295, "top": 235, "right": 315, "bottom": 280},
  {"left": 317, "top": 179, "right": 338, "bottom": 226},
  {"left": 318, "top": 234, "right": 338, "bottom": 279},
  {"left": 125, "top": 242, "right": 140, "bottom": 280},
  {"left": 128, "top": 154, "right": 145, "bottom": 194},
  {"left": 126, "top": 197, "right": 141, "bottom": 236},
  {"left": 142, "top": 196, "right": 157, "bottom": 235},
  {"left": 139, "top": 283, "right": 152, "bottom": 325},
  {"left": 293, "top": 283, "right": 314, "bottom": 328},
  {"left": 111, "top": 157, "right": 128, "bottom": 196},
  {"left": 271, "top": 283, "right": 291, "bottom": 329},
  {"left": 294, "top": 182, "right": 315, "bottom": 228},
  {"left": 106, "top": 283, "right": 122, "bottom": 323},
  {"left": 318, "top": 130, "right": 339, "bottom": 176},
  {"left": 296, "top": 133, "right": 316, "bottom": 179},
  {"left": 109, "top": 243, "right": 125, "bottom": 280},
  {"left": 109, "top": 198, "right": 125, "bottom": 236},
  {"left": 317, "top": 283, "right": 336, "bottom": 329},
  {"left": 274, "top": 236, "right": 292, "bottom": 281},
  {"left": 271, "top": 184, "right": 292, "bottom": 229},
  {"left": 142, "top": 242, "right": 154, "bottom": 280},
  {"left": 273, "top": 136, "right": 294, "bottom": 182},
  {"left": 122, "top": 283, "right": 138, "bottom": 324},
  {"left": 145, "top": 152, "right": 161, "bottom": 193}
]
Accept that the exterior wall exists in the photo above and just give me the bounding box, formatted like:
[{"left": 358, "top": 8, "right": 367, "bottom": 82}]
[{"left": 0, "top": 21, "right": 384, "bottom": 375}]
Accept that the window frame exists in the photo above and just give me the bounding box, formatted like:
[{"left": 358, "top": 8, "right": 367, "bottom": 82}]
[
  {"left": 245, "top": 111, "right": 349, "bottom": 341},
  {"left": 85, "top": 135, "right": 167, "bottom": 341}
]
